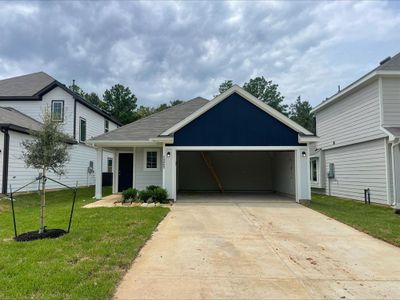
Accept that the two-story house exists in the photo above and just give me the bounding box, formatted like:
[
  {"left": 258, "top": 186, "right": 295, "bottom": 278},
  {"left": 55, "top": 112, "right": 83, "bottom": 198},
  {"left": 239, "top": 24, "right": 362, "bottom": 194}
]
[
  {"left": 310, "top": 52, "right": 400, "bottom": 210},
  {"left": 0, "top": 72, "right": 121, "bottom": 193}
]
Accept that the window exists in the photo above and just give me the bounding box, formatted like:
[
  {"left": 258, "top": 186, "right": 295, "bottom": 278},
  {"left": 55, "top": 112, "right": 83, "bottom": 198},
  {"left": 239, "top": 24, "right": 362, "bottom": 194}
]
[
  {"left": 144, "top": 149, "right": 160, "bottom": 170},
  {"left": 107, "top": 158, "right": 113, "bottom": 173},
  {"left": 310, "top": 158, "right": 319, "bottom": 183},
  {"left": 51, "top": 100, "right": 64, "bottom": 122},
  {"left": 80, "top": 117, "right": 86, "bottom": 142},
  {"left": 104, "top": 120, "right": 109, "bottom": 133}
]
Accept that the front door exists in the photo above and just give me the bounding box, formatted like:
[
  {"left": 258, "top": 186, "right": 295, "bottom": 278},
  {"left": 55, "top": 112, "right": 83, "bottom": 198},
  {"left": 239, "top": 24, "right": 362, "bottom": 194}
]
[{"left": 118, "top": 153, "right": 133, "bottom": 192}]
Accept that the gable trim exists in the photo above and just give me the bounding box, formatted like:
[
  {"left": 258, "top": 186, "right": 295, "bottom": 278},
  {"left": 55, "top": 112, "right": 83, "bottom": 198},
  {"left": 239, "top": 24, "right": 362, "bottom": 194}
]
[{"left": 160, "top": 85, "right": 312, "bottom": 136}]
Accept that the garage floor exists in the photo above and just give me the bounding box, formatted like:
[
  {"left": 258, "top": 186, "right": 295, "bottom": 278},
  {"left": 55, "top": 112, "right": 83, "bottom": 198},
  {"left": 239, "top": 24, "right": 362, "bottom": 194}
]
[
  {"left": 115, "top": 198, "right": 400, "bottom": 299},
  {"left": 177, "top": 192, "right": 294, "bottom": 202}
]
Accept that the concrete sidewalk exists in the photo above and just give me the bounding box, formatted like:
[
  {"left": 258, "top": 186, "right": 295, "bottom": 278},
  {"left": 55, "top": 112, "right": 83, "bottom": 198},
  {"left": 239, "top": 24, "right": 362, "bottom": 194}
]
[{"left": 115, "top": 199, "right": 400, "bottom": 299}]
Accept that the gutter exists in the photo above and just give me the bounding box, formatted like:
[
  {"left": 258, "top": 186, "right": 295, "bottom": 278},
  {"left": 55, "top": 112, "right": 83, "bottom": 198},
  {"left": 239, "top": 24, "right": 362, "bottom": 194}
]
[{"left": 0, "top": 126, "right": 10, "bottom": 194}]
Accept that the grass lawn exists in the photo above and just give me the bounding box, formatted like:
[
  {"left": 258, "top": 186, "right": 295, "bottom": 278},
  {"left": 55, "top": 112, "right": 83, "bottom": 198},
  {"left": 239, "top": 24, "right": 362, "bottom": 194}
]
[
  {"left": 310, "top": 193, "right": 400, "bottom": 247},
  {"left": 0, "top": 186, "right": 169, "bottom": 299}
]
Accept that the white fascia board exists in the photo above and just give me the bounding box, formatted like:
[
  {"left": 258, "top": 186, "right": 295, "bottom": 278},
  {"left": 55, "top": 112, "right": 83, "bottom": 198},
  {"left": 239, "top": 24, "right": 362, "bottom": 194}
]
[
  {"left": 312, "top": 71, "right": 400, "bottom": 114},
  {"left": 170, "top": 146, "right": 305, "bottom": 151},
  {"left": 86, "top": 140, "right": 162, "bottom": 147},
  {"left": 161, "top": 85, "right": 313, "bottom": 136},
  {"left": 298, "top": 135, "right": 319, "bottom": 143},
  {"left": 149, "top": 137, "right": 174, "bottom": 143}
]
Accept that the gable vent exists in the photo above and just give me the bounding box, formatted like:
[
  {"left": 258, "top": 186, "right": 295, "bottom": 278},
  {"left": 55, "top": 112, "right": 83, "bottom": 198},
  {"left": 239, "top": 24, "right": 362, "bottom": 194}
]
[{"left": 380, "top": 56, "right": 391, "bottom": 65}]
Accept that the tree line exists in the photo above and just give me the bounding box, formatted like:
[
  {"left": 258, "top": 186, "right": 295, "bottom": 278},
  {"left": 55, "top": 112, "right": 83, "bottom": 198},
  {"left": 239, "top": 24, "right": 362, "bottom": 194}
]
[{"left": 71, "top": 76, "right": 315, "bottom": 133}]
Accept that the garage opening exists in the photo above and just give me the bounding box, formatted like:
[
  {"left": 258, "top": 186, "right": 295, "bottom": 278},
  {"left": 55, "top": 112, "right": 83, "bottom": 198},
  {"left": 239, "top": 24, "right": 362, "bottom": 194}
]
[{"left": 176, "top": 151, "right": 296, "bottom": 199}]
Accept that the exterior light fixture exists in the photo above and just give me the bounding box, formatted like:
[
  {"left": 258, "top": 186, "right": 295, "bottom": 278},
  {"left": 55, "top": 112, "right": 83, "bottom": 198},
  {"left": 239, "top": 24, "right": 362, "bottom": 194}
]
[
  {"left": 302, "top": 151, "right": 307, "bottom": 157},
  {"left": 167, "top": 152, "right": 171, "bottom": 158}
]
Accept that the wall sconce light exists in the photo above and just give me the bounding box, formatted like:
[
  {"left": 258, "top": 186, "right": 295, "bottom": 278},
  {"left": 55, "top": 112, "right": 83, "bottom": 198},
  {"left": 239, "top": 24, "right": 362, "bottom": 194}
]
[
  {"left": 167, "top": 152, "right": 171, "bottom": 158},
  {"left": 302, "top": 151, "right": 307, "bottom": 157}
]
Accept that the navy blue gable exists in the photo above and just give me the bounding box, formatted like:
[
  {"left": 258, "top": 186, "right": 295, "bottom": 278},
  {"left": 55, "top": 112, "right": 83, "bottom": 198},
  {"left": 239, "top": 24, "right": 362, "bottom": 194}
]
[{"left": 172, "top": 93, "right": 301, "bottom": 146}]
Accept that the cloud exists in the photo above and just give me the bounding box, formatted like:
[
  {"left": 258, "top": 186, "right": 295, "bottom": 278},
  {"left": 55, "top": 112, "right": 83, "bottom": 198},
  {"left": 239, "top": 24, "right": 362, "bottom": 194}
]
[{"left": 0, "top": 1, "right": 399, "bottom": 107}]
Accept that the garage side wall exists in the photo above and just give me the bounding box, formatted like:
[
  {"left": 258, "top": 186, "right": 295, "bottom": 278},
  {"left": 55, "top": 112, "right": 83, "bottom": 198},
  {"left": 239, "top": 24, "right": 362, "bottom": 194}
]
[{"left": 272, "top": 151, "right": 295, "bottom": 197}]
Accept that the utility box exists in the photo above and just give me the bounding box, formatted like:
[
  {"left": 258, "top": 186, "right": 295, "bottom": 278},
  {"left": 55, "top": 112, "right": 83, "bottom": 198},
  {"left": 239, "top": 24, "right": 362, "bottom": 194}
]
[{"left": 327, "top": 163, "right": 335, "bottom": 179}]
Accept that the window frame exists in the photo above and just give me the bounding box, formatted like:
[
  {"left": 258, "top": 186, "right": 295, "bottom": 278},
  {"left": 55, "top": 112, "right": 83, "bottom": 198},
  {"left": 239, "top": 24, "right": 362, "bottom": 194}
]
[
  {"left": 104, "top": 119, "right": 109, "bottom": 133},
  {"left": 51, "top": 100, "right": 64, "bottom": 122},
  {"left": 143, "top": 148, "right": 160, "bottom": 171},
  {"left": 79, "top": 117, "right": 87, "bottom": 142},
  {"left": 107, "top": 157, "right": 113, "bottom": 173},
  {"left": 310, "top": 157, "right": 319, "bottom": 184}
]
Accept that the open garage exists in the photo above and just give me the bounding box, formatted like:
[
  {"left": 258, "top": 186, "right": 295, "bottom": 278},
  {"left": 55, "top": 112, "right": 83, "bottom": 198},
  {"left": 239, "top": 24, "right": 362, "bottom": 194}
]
[{"left": 177, "top": 150, "right": 296, "bottom": 198}]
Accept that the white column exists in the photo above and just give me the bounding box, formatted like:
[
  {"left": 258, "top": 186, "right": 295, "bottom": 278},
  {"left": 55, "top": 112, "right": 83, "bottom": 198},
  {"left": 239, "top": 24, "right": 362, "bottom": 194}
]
[
  {"left": 295, "top": 147, "right": 311, "bottom": 203},
  {"left": 164, "top": 147, "right": 177, "bottom": 201},
  {"left": 95, "top": 147, "right": 103, "bottom": 199},
  {"left": 112, "top": 150, "right": 118, "bottom": 194}
]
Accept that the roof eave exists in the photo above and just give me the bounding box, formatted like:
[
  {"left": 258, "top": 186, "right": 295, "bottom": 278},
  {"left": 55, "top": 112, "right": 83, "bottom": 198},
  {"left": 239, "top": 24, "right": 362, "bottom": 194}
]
[
  {"left": 160, "top": 85, "right": 313, "bottom": 136},
  {"left": 312, "top": 70, "right": 400, "bottom": 114}
]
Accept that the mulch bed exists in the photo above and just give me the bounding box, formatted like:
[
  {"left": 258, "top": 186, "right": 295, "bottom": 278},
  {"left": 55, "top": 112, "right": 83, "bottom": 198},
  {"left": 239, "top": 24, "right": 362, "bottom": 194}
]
[{"left": 14, "top": 229, "right": 67, "bottom": 242}]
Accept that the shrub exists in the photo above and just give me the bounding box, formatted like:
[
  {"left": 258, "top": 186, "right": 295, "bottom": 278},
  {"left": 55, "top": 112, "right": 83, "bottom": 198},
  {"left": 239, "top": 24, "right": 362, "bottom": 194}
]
[
  {"left": 146, "top": 185, "right": 159, "bottom": 192},
  {"left": 152, "top": 187, "right": 168, "bottom": 203},
  {"left": 122, "top": 188, "right": 138, "bottom": 202},
  {"left": 138, "top": 189, "right": 153, "bottom": 202}
]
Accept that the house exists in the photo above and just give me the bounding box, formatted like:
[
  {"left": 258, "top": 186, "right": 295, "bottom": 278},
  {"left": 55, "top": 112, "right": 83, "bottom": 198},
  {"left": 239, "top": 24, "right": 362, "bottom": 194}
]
[
  {"left": 310, "top": 52, "right": 400, "bottom": 209},
  {"left": 0, "top": 72, "right": 121, "bottom": 193},
  {"left": 88, "top": 85, "right": 317, "bottom": 202}
]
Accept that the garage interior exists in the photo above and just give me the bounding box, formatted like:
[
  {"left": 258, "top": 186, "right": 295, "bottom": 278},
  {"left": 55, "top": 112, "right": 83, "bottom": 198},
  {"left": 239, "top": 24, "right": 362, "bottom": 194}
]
[{"left": 177, "top": 151, "right": 295, "bottom": 200}]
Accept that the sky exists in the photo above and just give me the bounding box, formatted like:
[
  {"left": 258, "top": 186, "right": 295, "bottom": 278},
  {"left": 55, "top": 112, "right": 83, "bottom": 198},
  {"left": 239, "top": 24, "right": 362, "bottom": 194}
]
[{"left": 1, "top": 1, "right": 400, "bottom": 108}]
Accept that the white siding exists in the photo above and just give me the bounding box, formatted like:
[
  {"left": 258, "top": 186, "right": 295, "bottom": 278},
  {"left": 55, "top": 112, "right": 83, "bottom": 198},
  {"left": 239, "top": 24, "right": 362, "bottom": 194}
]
[
  {"left": 316, "top": 80, "right": 385, "bottom": 150},
  {"left": 75, "top": 102, "right": 117, "bottom": 141},
  {"left": 272, "top": 151, "right": 295, "bottom": 197},
  {"left": 322, "top": 138, "right": 388, "bottom": 204},
  {"left": 382, "top": 77, "right": 400, "bottom": 126},
  {"left": 3, "top": 131, "right": 114, "bottom": 193},
  {"left": 134, "top": 147, "right": 162, "bottom": 191},
  {"left": 0, "top": 87, "right": 75, "bottom": 136}
]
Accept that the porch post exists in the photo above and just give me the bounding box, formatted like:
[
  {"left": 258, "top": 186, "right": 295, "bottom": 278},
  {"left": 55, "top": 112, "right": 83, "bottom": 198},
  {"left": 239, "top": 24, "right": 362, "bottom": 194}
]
[
  {"left": 391, "top": 143, "right": 400, "bottom": 212},
  {"left": 95, "top": 147, "right": 103, "bottom": 199},
  {"left": 295, "top": 147, "right": 311, "bottom": 204}
]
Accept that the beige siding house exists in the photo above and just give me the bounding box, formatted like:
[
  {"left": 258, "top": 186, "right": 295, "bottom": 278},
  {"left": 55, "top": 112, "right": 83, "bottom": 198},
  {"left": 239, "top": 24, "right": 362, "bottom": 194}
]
[{"left": 311, "top": 53, "right": 400, "bottom": 209}]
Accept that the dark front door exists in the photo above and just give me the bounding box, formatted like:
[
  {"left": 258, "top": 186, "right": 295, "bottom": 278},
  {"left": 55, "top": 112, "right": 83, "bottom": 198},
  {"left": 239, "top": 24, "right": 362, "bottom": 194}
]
[{"left": 118, "top": 153, "right": 133, "bottom": 192}]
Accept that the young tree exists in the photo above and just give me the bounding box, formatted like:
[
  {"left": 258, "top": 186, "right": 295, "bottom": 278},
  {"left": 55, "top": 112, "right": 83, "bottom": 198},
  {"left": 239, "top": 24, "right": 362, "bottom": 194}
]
[
  {"left": 103, "top": 84, "right": 138, "bottom": 124},
  {"left": 22, "top": 111, "right": 70, "bottom": 234},
  {"left": 289, "top": 96, "right": 315, "bottom": 133},
  {"left": 243, "top": 76, "right": 287, "bottom": 114}
]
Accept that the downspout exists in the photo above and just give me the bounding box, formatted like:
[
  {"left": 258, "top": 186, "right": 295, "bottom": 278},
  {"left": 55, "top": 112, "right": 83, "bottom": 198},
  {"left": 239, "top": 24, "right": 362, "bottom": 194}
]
[
  {"left": 391, "top": 138, "right": 400, "bottom": 209},
  {"left": 1, "top": 127, "right": 10, "bottom": 194}
]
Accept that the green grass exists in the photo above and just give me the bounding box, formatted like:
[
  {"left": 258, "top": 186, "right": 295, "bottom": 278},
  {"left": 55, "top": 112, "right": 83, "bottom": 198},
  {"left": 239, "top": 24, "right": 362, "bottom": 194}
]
[
  {"left": 310, "top": 193, "right": 400, "bottom": 247},
  {"left": 0, "top": 186, "right": 169, "bottom": 299}
]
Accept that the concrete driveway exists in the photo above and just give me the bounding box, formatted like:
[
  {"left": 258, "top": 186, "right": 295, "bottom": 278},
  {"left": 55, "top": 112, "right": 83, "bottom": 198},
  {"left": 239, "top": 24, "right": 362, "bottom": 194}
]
[{"left": 115, "top": 198, "right": 400, "bottom": 299}]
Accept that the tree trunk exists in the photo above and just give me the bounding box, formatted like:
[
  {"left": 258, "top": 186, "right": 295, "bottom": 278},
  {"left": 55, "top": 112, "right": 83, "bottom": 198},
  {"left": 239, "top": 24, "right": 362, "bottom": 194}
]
[{"left": 39, "top": 169, "right": 46, "bottom": 234}]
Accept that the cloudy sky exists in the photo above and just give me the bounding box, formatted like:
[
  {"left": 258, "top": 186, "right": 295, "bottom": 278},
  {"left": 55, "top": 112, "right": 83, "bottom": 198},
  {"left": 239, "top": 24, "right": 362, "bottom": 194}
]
[{"left": 1, "top": 1, "right": 400, "bottom": 107}]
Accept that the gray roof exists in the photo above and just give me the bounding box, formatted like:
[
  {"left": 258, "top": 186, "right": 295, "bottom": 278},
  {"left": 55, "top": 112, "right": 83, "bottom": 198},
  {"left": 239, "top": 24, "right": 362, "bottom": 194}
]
[
  {"left": 0, "top": 107, "right": 42, "bottom": 131},
  {"left": 384, "top": 127, "right": 400, "bottom": 137},
  {"left": 376, "top": 52, "right": 400, "bottom": 71},
  {"left": 90, "top": 97, "right": 209, "bottom": 141},
  {"left": 0, "top": 72, "right": 55, "bottom": 97}
]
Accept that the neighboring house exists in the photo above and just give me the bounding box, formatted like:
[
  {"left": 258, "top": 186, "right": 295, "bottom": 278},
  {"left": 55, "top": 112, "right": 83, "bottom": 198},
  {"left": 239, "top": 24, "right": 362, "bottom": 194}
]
[
  {"left": 88, "top": 85, "right": 317, "bottom": 202},
  {"left": 310, "top": 52, "right": 400, "bottom": 209},
  {"left": 0, "top": 72, "right": 121, "bottom": 193}
]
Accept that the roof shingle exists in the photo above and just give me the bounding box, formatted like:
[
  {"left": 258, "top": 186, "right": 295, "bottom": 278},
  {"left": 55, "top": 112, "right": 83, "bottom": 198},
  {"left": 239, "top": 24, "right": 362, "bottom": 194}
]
[
  {"left": 90, "top": 97, "right": 209, "bottom": 141},
  {"left": 0, "top": 72, "right": 55, "bottom": 97}
]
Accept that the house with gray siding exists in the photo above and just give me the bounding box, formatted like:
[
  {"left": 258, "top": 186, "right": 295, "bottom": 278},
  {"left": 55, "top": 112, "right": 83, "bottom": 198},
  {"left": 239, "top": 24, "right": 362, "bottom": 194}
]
[
  {"left": 310, "top": 52, "right": 400, "bottom": 209},
  {"left": 0, "top": 72, "right": 120, "bottom": 193}
]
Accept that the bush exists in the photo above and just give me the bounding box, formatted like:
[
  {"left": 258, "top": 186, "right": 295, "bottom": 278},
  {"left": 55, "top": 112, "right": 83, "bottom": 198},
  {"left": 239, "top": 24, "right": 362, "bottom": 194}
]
[
  {"left": 146, "top": 185, "right": 159, "bottom": 192},
  {"left": 152, "top": 187, "right": 168, "bottom": 203},
  {"left": 139, "top": 186, "right": 169, "bottom": 203},
  {"left": 138, "top": 189, "right": 153, "bottom": 202},
  {"left": 122, "top": 188, "right": 138, "bottom": 202}
]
